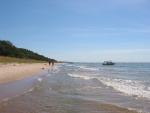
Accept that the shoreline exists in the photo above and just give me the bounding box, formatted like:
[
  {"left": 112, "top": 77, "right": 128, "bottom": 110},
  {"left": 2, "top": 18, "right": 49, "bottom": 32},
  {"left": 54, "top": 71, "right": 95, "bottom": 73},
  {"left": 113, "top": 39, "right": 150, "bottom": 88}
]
[
  {"left": 0, "top": 63, "right": 141, "bottom": 113},
  {"left": 0, "top": 63, "right": 52, "bottom": 84}
]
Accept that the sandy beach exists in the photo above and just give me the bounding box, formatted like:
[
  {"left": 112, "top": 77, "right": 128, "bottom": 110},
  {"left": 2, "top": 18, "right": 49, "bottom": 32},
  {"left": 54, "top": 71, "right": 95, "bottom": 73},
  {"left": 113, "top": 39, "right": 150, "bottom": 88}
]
[{"left": 0, "top": 63, "right": 52, "bottom": 84}]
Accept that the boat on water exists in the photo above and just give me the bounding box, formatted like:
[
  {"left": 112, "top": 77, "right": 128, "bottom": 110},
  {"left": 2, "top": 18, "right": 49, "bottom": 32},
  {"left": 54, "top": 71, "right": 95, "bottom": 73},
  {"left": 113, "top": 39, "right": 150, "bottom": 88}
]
[{"left": 103, "top": 61, "right": 115, "bottom": 65}]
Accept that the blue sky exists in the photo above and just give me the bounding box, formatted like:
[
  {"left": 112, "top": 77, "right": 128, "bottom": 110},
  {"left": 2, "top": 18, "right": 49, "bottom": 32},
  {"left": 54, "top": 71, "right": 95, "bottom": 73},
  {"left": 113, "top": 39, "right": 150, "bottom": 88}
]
[{"left": 0, "top": 0, "right": 150, "bottom": 62}]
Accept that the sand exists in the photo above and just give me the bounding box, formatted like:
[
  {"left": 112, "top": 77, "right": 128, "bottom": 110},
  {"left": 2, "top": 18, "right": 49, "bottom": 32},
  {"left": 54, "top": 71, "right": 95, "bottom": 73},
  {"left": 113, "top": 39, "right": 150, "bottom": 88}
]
[{"left": 0, "top": 63, "right": 52, "bottom": 84}]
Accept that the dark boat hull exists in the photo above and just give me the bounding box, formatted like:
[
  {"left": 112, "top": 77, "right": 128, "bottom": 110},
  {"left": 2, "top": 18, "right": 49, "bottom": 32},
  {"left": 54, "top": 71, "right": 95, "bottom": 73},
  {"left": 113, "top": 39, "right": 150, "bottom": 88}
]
[{"left": 103, "top": 63, "right": 115, "bottom": 65}]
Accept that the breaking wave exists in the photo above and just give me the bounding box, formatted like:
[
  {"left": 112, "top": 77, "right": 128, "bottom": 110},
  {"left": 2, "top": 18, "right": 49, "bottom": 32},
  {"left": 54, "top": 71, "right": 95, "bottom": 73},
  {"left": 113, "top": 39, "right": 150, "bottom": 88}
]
[{"left": 68, "top": 73, "right": 150, "bottom": 99}]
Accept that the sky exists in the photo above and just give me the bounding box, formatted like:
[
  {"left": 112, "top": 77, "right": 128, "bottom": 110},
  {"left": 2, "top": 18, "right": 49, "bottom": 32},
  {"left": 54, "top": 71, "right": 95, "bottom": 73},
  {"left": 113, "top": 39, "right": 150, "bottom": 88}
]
[{"left": 0, "top": 0, "right": 150, "bottom": 62}]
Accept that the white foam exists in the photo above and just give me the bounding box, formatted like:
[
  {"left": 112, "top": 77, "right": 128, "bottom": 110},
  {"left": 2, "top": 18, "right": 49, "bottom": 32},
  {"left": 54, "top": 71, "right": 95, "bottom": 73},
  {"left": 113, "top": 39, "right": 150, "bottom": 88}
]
[
  {"left": 38, "top": 77, "right": 42, "bottom": 82},
  {"left": 68, "top": 73, "right": 92, "bottom": 80},
  {"left": 98, "top": 77, "right": 150, "bottom": 99},
  {"left": 52, "top": 68, "right": 60, "bottom": 74},
  {"left": 47, "top": 74, "right": 51, "bottom": 77},
  {"left": 66, "top": 64, "right": 73, "bottom": 67},
  {"left": 50, "top": 66, "right": 60, "bottom": 74},
  {"left": 77, "top": 66, "right": 99, "bottom": 71},
  {"left": 68, "top": 73, "right": 150, "bottom": 99},
  {"left": 28, "top": 88, "right": 34, "bottom": 92},
  {"left": 147, "top": 87, "right": 150, "bottom": 91}
]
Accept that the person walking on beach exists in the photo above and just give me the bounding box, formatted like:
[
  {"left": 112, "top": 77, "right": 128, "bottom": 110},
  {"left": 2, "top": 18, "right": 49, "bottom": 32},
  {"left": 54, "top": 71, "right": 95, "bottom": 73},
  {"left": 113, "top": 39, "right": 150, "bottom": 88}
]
[
  {"left": 48, "top": 59, "right": 55, "bottom": 66},
  {"left": 48, "top": 60, "right": 51, "bottom": 66},
  {"left": 52, "top": 61, "right": 54, "bottom": 66}
]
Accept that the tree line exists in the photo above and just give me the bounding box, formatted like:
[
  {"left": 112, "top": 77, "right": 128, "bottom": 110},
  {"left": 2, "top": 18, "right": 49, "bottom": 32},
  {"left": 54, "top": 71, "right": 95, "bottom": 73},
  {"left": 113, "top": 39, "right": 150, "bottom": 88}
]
[{"left": 0, "top": 40, "right": 56, "bottom": 62}]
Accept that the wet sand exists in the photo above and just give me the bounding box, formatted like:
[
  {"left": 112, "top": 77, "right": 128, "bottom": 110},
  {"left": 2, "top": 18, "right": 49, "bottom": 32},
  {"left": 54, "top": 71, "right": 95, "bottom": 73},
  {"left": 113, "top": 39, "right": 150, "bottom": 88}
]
[{"left": 0, "top": 63, "right": 52, "bottom": 84}]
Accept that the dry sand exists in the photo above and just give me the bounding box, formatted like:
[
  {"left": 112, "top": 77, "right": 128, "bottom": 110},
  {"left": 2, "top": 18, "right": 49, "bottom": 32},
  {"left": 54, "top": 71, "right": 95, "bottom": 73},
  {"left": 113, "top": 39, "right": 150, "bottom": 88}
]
[{"left": 0, "top": 63, "right": 52, "bottom": 84}]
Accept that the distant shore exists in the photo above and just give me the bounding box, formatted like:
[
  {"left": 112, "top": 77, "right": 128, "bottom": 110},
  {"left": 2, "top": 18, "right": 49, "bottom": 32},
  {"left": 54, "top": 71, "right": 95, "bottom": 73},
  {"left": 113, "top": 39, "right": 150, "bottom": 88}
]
[{"left": 0, "top": 63, "right": 52, "bottom": 84}]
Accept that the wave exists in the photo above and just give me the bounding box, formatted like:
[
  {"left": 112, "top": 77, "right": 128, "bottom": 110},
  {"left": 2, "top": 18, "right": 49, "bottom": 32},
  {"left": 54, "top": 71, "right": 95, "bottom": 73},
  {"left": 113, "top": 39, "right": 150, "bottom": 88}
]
[
  {"left": 65, "top": 64, "right": 73, "bottom": 67},
  {"left": 68, "top": 73, "right": 150, "bottom": 99},
  {"left": 47, "top": 65, "right": 60, "bottom": 76},
  {"left": 38, "top": 77, "right": 43, "bottom": 82},
  {"left": 0, "top": 87, "right": 34, "bottom": 106},
  {"left": 68, "top": 73, "right": 92, "bottom": 80},
  {"left": 98, "top": 77, "right": 150, "bottom": 99},
  {"left": 77, "top": 66, "right": 99, "bottom": 71}
]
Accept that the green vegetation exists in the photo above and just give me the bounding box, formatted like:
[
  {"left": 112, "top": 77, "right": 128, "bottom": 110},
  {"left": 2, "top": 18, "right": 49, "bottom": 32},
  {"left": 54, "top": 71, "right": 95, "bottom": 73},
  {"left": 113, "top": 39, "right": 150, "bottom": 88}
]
[
  {"left": 0, "top": 56, "right": 47, "bottom": 63},
  {"left": 0, "top": 40, "right": 57, "bottom": 63}
]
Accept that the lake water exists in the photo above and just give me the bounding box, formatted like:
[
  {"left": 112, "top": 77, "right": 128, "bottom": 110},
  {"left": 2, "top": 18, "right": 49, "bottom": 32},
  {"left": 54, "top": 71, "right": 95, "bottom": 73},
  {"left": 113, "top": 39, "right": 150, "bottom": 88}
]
[{"left": 0, "top": 63, "right": 150, "bottom": 113}]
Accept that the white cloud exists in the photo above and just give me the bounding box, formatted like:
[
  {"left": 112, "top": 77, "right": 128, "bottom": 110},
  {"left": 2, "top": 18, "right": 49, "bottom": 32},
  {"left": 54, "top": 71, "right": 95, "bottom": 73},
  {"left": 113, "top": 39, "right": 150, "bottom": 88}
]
[
  {"left": 60, "top": 26, "right": 150, "bottom": 38},
  {"left": 105, "top": 49, "right": 150, "bottom": 54},
  {"left": 68, "top": 49, "right": 150, "bottom": 55}
]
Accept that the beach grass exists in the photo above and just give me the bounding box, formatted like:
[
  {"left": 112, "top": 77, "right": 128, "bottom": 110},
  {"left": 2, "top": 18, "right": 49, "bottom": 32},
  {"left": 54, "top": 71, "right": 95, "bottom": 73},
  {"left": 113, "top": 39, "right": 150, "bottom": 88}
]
[{"left": 0, "top": 56, "right": 47, "bottom": 63}]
